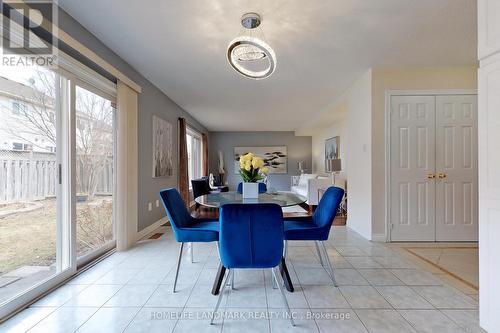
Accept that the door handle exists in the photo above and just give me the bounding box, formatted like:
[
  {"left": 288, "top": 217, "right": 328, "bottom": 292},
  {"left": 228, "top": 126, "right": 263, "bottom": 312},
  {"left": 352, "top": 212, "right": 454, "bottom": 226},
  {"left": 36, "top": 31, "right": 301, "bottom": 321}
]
[
  {"left": 438, "top": 172, "right": 447, "bottom": 179},
  {"left": 427, "top": 173, "right": 436, "bottom": 179}
]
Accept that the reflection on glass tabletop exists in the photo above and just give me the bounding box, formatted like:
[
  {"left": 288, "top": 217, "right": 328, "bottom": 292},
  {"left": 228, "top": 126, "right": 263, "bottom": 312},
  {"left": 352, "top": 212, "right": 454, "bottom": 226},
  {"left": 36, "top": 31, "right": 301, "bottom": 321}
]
[{"left": 194, "top": 191, "right": 307, "bottom": 208}]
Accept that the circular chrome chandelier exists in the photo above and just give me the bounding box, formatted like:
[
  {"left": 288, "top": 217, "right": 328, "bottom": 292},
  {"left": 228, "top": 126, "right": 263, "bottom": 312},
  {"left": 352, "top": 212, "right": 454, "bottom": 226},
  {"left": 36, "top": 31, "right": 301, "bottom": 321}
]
[{"left": 227, "top": 13, "right": 276, "bottom": 80}]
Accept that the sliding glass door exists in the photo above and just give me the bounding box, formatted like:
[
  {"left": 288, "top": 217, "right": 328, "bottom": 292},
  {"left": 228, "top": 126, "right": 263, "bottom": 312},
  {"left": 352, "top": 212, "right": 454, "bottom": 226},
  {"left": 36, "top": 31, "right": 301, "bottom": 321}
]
[
  {"left": 0, "top": 65, "right": 72, "bottom": 313},
  {"left": 75, "top": 84, "right": 116, "bottom": 262},
  {"left": 0, "top": 67, "right": 116, "bottom": 318}
]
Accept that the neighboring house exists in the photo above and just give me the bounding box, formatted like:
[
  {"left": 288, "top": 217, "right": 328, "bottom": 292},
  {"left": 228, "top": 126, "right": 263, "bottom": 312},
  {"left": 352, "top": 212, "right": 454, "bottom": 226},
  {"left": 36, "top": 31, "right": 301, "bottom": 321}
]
[{"left": 0, "top": 76, "right": 57, "bottom": 154}]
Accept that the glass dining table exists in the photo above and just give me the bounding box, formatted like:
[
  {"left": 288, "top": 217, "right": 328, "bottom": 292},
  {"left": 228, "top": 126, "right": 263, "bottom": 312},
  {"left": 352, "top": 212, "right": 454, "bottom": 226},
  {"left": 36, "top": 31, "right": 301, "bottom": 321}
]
[
  {"left": 195, "top": 191, "right": 308, "bottom": 295},
  {"left": 195, "top": 190, "right": 308, "bottom": 209}
]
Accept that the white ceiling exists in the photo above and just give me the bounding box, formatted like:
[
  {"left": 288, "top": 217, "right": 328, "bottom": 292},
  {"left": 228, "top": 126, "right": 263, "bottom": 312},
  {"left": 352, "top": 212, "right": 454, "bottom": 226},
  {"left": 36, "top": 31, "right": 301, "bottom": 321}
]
[{"left": 59, "top": 0, "right": 477, "bottom": 132}]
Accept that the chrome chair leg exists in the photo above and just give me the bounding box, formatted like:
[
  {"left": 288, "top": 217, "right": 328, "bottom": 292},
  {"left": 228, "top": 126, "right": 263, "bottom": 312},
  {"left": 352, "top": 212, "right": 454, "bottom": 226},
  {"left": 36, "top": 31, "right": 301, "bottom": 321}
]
[
  {"left": 215, "top": 241, "right": 221, "bottom": 261},
  {"left": 321, "top": 241, "right": 338, "bottom": 287},
  {"left": 211, "top": 269, "right": 231, "bottom": 325},
  {"left": 226, "top": 270, "right": 235, "bottom": 289},
  {"left": 190, "top": 242, "right": 194, "bottom": 263},
  {"left": 275, "top": 240, "right": 288, "bottom": 289},
  {"left": 173, "top": 242, "right": 184, "bottom": 293},
  {"left": 272, "top": 267, "right": 295, "bottom": 327},
  {"left": 315, "top": 241, "right": 325, "bottom": 266},
  {"left": 271, "top": 270, "right": 278, "bottom": 289}
]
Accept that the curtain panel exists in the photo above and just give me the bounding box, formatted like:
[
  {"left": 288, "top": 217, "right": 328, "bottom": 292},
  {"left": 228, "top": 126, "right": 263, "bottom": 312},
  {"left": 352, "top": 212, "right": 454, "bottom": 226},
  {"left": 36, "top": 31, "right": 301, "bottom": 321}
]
[
  {"left": 178, "top": 118, "right": 189, "bottom": 205},
  {"left": 202, "top": 133, "right": 209, "bottom": 176},
  {"left": 116, "top": 81, "right": 138, "bottom": 250}
]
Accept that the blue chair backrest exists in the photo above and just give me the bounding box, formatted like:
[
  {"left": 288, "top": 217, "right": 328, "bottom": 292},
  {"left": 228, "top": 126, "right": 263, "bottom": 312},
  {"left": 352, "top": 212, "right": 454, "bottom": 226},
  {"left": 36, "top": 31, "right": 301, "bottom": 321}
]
[
  {"left": 236, "top": 182, "right": 267, "bottom": 194},
  {"left": 219, "top": 203, "right": 284, "bottom": 269},
  {"left": 159, "top": 188, "right": 193, "bottom": 233},
  {"left": 313, "top": 186, "right": 345, "bottom": 229}
]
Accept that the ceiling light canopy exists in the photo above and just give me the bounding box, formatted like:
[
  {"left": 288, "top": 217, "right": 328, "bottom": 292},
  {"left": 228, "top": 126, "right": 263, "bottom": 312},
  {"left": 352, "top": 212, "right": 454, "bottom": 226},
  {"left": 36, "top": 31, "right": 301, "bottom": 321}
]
[{"left": 227, "top": 13, "right": 276, "bottom": 80}]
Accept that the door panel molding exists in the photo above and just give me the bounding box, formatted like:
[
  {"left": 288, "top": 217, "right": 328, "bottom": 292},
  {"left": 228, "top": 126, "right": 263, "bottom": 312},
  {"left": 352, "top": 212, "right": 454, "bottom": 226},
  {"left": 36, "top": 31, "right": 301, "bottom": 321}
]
[
  {"left": 435, "top": 95, "right": 478, "bottom": 241},
  {"left": 389, "top": 95, "right": 436, "bottom": 241},
  {"left": 385, "top": 90, "right": 478, "bottom": 242}
]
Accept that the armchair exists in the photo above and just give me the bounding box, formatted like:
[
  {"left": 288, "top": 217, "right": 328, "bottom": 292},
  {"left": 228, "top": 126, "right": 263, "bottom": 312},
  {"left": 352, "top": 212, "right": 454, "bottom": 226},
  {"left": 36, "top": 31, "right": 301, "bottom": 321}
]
[{"left": 290, "top": 174, "right": 331, "bottom": 205}]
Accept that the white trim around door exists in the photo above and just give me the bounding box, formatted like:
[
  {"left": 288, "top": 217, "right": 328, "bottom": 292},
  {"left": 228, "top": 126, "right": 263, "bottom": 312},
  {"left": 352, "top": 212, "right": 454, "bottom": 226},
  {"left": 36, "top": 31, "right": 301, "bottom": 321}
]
[{"left": 385, "top": 89, "right": 478, "bottom": 242}]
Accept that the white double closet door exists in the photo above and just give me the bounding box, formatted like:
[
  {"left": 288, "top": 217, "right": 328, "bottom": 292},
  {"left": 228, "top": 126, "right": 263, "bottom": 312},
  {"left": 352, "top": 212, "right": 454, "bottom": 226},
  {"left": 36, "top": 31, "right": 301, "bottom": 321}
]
[{"left": 390, "top": 94, "right": 478, "bottom": 241}]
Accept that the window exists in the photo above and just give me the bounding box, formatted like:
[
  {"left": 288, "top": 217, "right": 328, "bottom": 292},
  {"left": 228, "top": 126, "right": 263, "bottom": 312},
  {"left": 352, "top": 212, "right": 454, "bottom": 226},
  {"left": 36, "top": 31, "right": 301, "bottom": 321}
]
[
  {"left": 11, "top": 142, "right": 32, "bottom": 151},
  {"left": 12, "top": 142, "right": 23, "bottom": 150},
  {"left": 45, "top": 146, "right": 56, "bottom": 153},
  {"left": 77, "top": 118, "right": 87, "bottom": 130},
  {"left": 11, "top": 101, "right": 27, "bottom": 115},
  {"left": 186, "top": 127, "right": 203, "bottom": 187}
]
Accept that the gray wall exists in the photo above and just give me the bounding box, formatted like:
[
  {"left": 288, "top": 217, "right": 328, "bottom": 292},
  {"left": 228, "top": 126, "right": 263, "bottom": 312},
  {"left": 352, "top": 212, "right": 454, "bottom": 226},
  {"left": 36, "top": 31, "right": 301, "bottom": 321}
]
[
  {"left": 209, "top": 132, "right": 312, "bottom": 191},
  {"left": 59, "top": 9, "right": 208, "bottom": 232}
]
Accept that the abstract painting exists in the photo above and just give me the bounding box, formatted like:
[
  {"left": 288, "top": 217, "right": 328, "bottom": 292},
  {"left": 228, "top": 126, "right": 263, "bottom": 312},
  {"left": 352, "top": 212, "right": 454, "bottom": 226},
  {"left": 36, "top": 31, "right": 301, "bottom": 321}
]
[
  {"left": 234, "top": 146, "right": 287, "bottom": 174},
  {"left": 152, "top": 115, "right": 173, "bottom": 178},
  {"left": 325, "top": 136, "right": 340, "bottom": 160}
]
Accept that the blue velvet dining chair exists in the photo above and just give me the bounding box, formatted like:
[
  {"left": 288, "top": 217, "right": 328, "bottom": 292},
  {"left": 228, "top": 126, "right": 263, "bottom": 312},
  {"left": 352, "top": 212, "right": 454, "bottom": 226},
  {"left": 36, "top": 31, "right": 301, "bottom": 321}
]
[
  {"left": 159, "top": 188, "right": 219, "bottom": 292},
  {"left": 236, "top": 182, "right": 267, "bottom": 194},
  {"left": 283, "top": 186, "right": 344, "bottom": 287},
  {"left": 211, "top": 203, "right": 294, "bottom": 327}
]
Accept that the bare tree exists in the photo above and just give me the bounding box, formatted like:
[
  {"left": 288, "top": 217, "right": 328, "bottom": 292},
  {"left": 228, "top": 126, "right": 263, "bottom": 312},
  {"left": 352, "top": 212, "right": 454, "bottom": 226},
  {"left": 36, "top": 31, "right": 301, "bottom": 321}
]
[
  {"left": 76, "top": 200, "right": 113, "bottom": 254},
  {"left": 4, "top": 70, "right": 57, "bottom": 148},
  {"left": 75, "top": 88, "right": 114, "bottom": 201},
  {"left": 3, "top": 69, "right": 114, "bottom": 200}
]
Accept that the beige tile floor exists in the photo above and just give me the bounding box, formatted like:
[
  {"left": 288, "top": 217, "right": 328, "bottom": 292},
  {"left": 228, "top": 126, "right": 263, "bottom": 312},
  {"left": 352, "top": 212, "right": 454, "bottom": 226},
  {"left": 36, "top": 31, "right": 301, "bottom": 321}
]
[
  {"left": 0, "top": 227, "right": 485, "bottom": 333},
  {"left": 387, "top": 243, "right": 479, "bottom": 296},
  {"left": 402, "top": 246, "right": 478, "bottom": 289}
]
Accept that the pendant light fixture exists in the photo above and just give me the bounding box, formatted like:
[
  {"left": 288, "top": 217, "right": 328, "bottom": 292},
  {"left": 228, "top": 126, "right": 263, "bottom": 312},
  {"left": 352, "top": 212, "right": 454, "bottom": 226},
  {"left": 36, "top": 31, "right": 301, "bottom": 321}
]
[{"left": 227, "top": 13, "right": 276, "bottom": 80}]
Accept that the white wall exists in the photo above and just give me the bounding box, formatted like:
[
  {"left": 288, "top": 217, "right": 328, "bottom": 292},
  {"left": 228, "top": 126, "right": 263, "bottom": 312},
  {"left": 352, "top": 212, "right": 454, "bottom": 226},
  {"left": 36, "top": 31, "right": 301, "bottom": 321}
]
[
  {"left": 478, "top": 0, "right": 500, "bottom": 331},
  {"left": 346, "top": 70, "right": 373, "bottom": 240},
  {"left": 310, "top": 112, "right": 347, "bottom": 177},
  {"left": 296, "top": 96, "right": 348, "bottom": 178},
  {"left": 296, "top": 70, "right": 372, "bottom": 239}
]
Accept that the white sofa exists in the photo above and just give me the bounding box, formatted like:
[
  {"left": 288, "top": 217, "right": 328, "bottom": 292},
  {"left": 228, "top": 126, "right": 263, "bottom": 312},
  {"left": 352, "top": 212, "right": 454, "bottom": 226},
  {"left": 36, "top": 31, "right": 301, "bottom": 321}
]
[{"left": 291, "top": 173, "right": 346, "bottom": 206}]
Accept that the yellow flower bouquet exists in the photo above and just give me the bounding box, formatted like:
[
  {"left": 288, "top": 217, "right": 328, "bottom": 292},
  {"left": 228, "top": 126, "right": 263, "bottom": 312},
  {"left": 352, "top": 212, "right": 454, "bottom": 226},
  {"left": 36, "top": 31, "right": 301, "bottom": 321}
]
[{"left": 238, "top": 153, "right": 269, "bottom": 182}]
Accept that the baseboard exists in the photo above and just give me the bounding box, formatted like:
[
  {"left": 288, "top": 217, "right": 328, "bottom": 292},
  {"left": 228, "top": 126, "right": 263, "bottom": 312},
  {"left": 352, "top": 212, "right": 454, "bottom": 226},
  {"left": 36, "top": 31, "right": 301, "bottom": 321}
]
[
  {"left": 136, "top": 217, "right": 168, "bottom": 241},
  {"left": 371, "top": 233, "right": 388, "bottom": 242}
]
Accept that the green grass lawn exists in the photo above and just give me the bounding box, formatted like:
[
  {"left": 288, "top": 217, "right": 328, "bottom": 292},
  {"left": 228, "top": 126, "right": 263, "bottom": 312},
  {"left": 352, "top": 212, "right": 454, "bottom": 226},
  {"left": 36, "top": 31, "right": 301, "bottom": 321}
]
[{"left": 0, "top": 198, "right": 113, "bottom": 275}]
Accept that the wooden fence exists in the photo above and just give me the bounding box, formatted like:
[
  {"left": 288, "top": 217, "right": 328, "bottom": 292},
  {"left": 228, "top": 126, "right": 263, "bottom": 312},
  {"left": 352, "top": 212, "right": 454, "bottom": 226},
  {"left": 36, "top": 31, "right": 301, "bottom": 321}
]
[{"left": 0, "top": 150, "right": 112, "bottom": 203}]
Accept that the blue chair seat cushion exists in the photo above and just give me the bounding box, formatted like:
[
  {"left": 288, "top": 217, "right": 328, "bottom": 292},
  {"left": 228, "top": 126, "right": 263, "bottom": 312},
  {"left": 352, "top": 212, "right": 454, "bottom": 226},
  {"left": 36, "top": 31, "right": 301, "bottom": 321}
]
[
  {"left": 159, "top": 188, "right": 220, "bottom": 243},
  {"left": 282, "top": 187, "right": 344, "bottom": 242},
  {"left": 176, "top": 221, "right": 219, "bottom": 242},
  {"left": 284, "top": 219, "right": 330, "bottom": 241}
]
